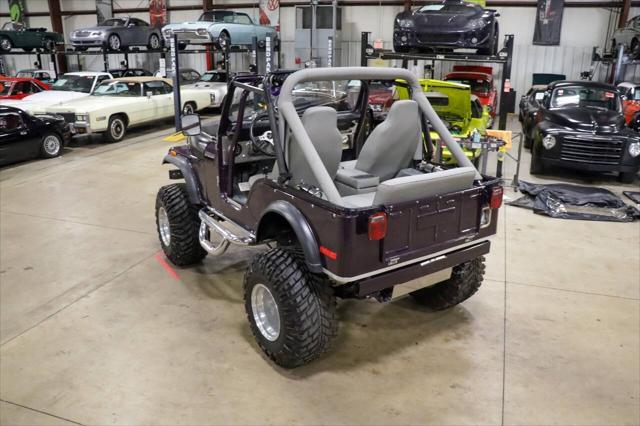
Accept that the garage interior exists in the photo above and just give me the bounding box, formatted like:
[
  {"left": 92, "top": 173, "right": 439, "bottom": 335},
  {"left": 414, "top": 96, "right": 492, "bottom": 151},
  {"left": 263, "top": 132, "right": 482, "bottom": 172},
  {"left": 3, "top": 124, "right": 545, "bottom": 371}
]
[{"left": 0, "top": 0, "right": 639, "bottom": 425}]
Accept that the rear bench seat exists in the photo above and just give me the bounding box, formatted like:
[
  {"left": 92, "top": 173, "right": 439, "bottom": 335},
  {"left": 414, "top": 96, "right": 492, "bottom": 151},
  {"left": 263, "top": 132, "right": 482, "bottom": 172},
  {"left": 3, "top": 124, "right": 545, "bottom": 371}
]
[{"left": 340, "top": 166, "right": 477, "bottom": 208}]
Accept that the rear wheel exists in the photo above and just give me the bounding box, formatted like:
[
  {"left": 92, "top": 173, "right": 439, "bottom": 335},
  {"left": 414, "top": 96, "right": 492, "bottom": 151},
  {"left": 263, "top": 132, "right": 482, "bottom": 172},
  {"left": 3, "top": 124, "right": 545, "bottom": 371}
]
[
  {"left": 0, "top": 37, "right": 13, "bottom": 52},
  {"left": 104, "top": 115, "right": 127, "bottom": 143},
  {"left": 40, "top": 133, "right": 62, "bottom": 158},
  {"left": 148, "top": 34, "right": 161, "bottom": 50},
  {"left": 43, "top": 38, "right": 56, "bottom": 52},
  {"left": 244, "top": 248, "right": 338, "bottom": 368},
  {"left": 156, "top": 184, "right": 207, "bottom": 266},
  {"left": 182, "top": 102, "right": 196, "bottom": 115},
  {"left": 410, "top": 257, "right": 485, "bottom": 310}
]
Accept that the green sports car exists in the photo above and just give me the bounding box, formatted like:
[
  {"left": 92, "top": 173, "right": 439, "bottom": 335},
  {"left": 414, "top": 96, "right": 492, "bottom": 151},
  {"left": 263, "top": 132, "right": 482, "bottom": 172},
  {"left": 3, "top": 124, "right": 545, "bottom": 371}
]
[{"left": 0, "top": 22, "right": 63, "bottom": 52}]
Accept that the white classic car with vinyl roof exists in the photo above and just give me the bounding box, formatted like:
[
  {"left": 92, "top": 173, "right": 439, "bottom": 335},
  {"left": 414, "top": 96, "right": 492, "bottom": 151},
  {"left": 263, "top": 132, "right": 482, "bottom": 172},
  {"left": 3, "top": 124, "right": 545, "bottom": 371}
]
[{"left": 45, "top": 77, "right": 214, "bottom": 142}]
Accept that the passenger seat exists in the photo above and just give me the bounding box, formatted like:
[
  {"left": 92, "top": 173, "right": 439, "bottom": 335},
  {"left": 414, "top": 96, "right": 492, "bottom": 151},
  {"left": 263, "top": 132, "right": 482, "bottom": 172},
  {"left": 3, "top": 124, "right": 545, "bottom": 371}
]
[{"left": 336, "top": 100, "right": 422, "bottom": 195}]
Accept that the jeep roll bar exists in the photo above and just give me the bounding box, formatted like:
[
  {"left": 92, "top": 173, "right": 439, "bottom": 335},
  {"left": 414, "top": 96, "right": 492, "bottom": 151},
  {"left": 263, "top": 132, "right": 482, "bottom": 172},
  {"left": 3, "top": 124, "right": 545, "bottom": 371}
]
[{"left": 277, "top": 67, "right": 482, "bottom": 205}]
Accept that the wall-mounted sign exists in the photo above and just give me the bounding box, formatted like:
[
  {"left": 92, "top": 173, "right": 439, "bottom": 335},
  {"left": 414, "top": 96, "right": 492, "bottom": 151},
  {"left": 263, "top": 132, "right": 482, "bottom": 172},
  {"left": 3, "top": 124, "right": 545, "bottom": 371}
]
[
  {"left": 259, "top": 0, "right": 280, "bottom": 33},
  {"left": 149, "top": 0, "right": 167, "bottom": 29},
  {"left": 8, "top": 0, "right": 25, "bottom": 23},
  {"left": 533, "top": 0, "right": 564, "bottom": 45}
]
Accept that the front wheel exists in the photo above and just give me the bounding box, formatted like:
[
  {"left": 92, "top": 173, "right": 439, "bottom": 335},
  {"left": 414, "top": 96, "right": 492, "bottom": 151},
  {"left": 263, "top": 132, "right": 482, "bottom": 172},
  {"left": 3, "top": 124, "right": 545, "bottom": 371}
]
[
  {"left": 410, "top": 256, "right": 485, "bottom": 310},
  {"left": 40, "top": 133, "right": 62, "bottom": 158},
  {"left": 217, "top": 31, "right": 230, "bottom": 50},
  {"left": 0, "top": 37, "right": 13, "bottom": 52},
  {"left": 107, "top": 34, "right": 121, "bottom": 51},
  {"left": 104, "top": 115, "right": 127, "bottom": 143},
  {"left": 156, "top": 184, "right": 207, "bottom": 266},
  {"left": 244, "top": 248, "right": 338, "bottom": 368},
  {"left": 620, "top": 171, "right": 637, "bottom": 183}
]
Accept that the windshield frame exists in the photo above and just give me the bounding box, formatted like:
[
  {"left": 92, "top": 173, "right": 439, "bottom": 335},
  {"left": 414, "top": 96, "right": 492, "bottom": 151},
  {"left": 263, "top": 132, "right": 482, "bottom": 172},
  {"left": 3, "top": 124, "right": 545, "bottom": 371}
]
[
  {"left": 51, "top": 74, "right": 96, "bottom": 93},
  {"left": 550, "top": 85, "right": 621, "bottom": 112}
]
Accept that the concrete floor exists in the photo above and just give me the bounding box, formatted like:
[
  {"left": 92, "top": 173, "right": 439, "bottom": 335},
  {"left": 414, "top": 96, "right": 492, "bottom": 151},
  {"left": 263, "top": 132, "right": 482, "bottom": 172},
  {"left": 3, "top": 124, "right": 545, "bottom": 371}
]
[{"left": 0, "top": 117, "right": 638, "bottom": 426}]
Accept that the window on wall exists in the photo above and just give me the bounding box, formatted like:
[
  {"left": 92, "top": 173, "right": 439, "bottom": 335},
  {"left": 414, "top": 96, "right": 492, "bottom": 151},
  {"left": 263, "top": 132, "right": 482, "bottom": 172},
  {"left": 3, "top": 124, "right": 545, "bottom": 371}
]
[{"left": 297, "top": 6, "right": 342, "bottom": 30}]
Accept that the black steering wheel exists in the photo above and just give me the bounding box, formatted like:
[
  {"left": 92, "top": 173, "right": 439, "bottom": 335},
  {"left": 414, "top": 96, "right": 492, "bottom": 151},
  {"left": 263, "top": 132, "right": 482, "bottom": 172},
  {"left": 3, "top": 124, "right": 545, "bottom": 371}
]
[{"left": 249, "top": 112, "right": 275, "bottom": 157}]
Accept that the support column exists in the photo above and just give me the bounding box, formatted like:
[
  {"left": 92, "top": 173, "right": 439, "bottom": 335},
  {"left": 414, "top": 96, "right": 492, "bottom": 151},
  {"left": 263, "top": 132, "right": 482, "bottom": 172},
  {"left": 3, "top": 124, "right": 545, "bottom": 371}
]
[
  {"left": 47, "top": 0, "right": 67, "bottom": 73},
  {"left": 618, "top": 0, "right": 631, "bottom": 28}
]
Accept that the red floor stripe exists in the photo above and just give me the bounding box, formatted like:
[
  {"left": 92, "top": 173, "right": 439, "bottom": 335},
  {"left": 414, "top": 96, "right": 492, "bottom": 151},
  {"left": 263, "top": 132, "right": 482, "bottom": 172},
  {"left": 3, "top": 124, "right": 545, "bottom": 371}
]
[{"left": 155, "top": 252, "right": 180, "bottom": 281}]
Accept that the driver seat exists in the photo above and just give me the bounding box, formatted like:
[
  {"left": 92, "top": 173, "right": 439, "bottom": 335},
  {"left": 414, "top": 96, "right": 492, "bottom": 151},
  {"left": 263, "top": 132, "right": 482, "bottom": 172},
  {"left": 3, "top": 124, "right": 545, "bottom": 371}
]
[{"left": 288, "top": 106, "right": 343, "bottom": 189}]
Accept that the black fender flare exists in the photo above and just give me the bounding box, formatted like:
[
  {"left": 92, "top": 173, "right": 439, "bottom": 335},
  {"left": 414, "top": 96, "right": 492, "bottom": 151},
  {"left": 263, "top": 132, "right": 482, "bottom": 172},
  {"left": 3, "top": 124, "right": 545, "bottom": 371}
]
[
  {"left": 162, "top": 154, "right": 202, "bottom": 205},
  {"left": 257, "top": 200, "right": 323, "bottom": 273}
]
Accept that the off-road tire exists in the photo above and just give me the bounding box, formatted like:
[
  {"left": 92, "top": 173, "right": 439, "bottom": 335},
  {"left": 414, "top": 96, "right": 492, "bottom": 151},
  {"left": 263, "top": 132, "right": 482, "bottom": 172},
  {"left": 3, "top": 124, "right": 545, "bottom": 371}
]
[
  {"left": 244, "top": 248, "right": 338, "bottom": 368},
  {"left": 619, "top": 171, "right": 637, "bottom": 184},
  {"left": 104, "top": 115, "right": 127, "bottom": 143},
  {"left": 410, "top": 256, "right": 485, "bottom": 310},
  {"left": 155, "top": 184, "right": 207, "bottom": 266}
]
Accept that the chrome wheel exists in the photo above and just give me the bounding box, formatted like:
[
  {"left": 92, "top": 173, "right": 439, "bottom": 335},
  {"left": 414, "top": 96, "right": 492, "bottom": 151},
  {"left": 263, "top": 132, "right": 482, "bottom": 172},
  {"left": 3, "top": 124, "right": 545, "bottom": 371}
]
[
  {"left": 42, "top": 135, "right": 61, "bottom": 156},
  {"left": 158, "top": 206, "right": 171, "bottom": 246},
  {"left": 0, "top": 37, "right": 12, "bottom": 51},
  {"left": 251, "top": 283, "right": 280, "bottom": 341},
  {"left": 182, "top": 103, "right": 194, "bottom": 115},
  {"left": 110, "top": 118, "right": 125, "bottom": 140},
  {"left": 149, "top": 34, "right": 160, "bottom": 49},
  {"left": 108, "top": 34, "right": 121, "bottom": 51},
  {"left": 218, "top": 32, "right": 230, "bottom": 50}
]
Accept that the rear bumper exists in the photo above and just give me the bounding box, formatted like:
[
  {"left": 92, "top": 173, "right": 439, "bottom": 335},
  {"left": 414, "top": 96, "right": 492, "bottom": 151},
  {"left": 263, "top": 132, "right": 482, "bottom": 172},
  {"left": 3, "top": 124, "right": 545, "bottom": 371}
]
[{"left": 350, "top": 240, "right": 491, "bottom": 297}]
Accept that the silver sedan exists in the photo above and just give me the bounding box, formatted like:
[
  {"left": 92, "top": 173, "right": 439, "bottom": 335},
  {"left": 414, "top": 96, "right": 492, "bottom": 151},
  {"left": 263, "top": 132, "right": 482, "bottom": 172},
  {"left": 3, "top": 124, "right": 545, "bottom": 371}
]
[{"left": 70, "top": 17, "right": 163, "bottom": 52}]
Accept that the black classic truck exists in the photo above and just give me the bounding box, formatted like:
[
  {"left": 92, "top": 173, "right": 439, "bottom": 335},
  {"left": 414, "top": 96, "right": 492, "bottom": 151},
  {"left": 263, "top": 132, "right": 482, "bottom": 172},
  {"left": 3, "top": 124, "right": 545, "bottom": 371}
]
[
  {"left": 529, "top": 81, "right": 640, "bottom": 183},
  {"left": 155, "top": 67, "right": 503, "bottom": 368}
]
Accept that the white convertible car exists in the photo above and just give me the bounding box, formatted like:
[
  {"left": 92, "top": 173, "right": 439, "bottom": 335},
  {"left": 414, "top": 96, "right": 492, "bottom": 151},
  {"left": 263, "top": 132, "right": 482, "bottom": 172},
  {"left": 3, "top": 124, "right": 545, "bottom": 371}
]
[
  {"left": 183, "top": 70, "right": 229, "bottom": 108},
  {"left": 46, "top": 77, "right": 215, "bottom": 142},
  {"left": 0, "top": 71, "right": 113, "bottom": 114}
]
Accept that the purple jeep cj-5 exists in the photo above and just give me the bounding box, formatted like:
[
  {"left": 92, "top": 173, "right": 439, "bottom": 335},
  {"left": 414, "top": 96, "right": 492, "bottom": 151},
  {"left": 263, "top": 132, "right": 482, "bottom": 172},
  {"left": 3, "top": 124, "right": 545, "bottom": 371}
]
[{"left": 155, "top": 67, "right": 503, "bottom": 368}]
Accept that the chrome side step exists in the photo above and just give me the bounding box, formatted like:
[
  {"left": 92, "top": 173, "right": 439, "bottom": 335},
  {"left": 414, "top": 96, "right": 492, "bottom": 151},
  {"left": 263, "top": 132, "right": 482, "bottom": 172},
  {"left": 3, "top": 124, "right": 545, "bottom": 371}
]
[{"left": 198, "top": 208, "right": 255, "bottom": 256}]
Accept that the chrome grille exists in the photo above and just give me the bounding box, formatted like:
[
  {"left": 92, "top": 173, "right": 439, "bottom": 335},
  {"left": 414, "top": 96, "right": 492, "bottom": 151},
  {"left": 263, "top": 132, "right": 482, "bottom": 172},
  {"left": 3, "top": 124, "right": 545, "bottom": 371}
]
[
  {"left": 75, "top": 31, "right": 90, "bottom": 37},
  {"left": 560, "top": 136, "right": 624, "bottom": 165},
  {"left": 59, "top": 113, "right": 76, "bottom": 123}
]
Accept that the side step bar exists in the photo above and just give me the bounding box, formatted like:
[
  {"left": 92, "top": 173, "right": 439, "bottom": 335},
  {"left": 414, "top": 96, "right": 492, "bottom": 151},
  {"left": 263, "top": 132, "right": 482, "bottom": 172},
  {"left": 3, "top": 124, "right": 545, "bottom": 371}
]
[{"left": 198, "top": 208, "right": 255, "bottom": 256}]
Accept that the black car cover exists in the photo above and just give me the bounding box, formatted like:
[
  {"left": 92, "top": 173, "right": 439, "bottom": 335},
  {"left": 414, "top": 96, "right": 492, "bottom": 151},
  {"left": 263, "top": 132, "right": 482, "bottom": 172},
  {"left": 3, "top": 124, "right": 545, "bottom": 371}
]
[{"left": 509, "top": 181, "right": 640, "bottom": 222}]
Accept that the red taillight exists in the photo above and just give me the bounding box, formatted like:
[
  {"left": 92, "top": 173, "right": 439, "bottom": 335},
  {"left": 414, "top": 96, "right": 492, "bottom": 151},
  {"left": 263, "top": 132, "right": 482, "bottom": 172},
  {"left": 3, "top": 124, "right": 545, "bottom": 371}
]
[
  {"left": 319, "top": 245, "right": 337, "bottom": 261},
  {"left": 368, "top": 212, "right": 388, "bottom": 241},
  {"left": 490, "top": 186, "right": 503, "bottom": 209}
]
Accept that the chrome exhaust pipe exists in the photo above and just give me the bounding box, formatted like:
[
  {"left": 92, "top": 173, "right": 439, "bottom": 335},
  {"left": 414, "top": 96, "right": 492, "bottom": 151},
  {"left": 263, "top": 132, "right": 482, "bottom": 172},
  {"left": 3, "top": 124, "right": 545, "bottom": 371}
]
[{"left": 198, "top": 209, "right": 254, "bottom": 256}]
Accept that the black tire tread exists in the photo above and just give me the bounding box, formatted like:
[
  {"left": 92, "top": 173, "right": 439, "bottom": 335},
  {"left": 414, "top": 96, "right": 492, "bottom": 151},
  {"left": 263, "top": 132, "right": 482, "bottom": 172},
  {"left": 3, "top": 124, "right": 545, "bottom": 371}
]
[
  {"left": 156, "top": 183, "right": 207, "bottom": 266},
  {"left": 244, "top": 247, "right": 338, "bottom": 368},
  {"left": 410, "top": 256, "right": 485, "bottom": 310}
]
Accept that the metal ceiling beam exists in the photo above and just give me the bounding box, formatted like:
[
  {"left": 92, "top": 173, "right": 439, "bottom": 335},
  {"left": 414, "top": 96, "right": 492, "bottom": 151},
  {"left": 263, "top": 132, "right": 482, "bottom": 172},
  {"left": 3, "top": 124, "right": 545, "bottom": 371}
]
[
  {"left": 618, "top": 0, "right": 631, "bottom": 27},
  {"left": 3, "top": 0, "right": 640, "bottom": 16},
  {"left": 46, "top": 0, "right": 67, "bottom": 73}
]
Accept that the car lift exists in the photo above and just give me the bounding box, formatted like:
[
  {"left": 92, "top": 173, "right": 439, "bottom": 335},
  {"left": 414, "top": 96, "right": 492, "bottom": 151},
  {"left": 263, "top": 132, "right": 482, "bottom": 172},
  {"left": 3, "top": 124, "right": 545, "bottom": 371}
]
[
  {"left": 590, "top": 43, "right": 638, "bottom": 85},
  {"left": 359, "top": 32, "right": 517, "bottom": 179}
]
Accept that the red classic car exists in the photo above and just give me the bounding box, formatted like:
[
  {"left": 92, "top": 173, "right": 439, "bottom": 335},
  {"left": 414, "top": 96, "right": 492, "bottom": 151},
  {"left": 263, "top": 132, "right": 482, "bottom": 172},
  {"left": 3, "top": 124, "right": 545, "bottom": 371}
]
[
  {"left": 0, "top": 77, "right": 50, "bottom": 100},
  {"left": 365, "top": 80, "right": 396, "bottom": 123},
  {"left": 617, "top": 82, "right": 640, "bottom": 125},
  {"left": 444, "top": 65, "right": 497, "bottom": 124}
]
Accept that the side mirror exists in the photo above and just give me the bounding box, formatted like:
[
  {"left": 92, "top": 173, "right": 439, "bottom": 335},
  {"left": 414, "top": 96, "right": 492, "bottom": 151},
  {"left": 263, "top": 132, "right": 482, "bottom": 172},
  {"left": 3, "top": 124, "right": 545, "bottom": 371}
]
[{"left": 181, "top": 114, "right": 201, "bottom": 136}]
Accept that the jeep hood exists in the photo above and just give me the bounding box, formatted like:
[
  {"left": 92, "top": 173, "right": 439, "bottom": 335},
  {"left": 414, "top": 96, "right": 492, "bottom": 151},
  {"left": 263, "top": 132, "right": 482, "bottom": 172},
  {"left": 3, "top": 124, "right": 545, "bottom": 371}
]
[{"left": 547, "top": 107, "right": 625, "bottom": 132}]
